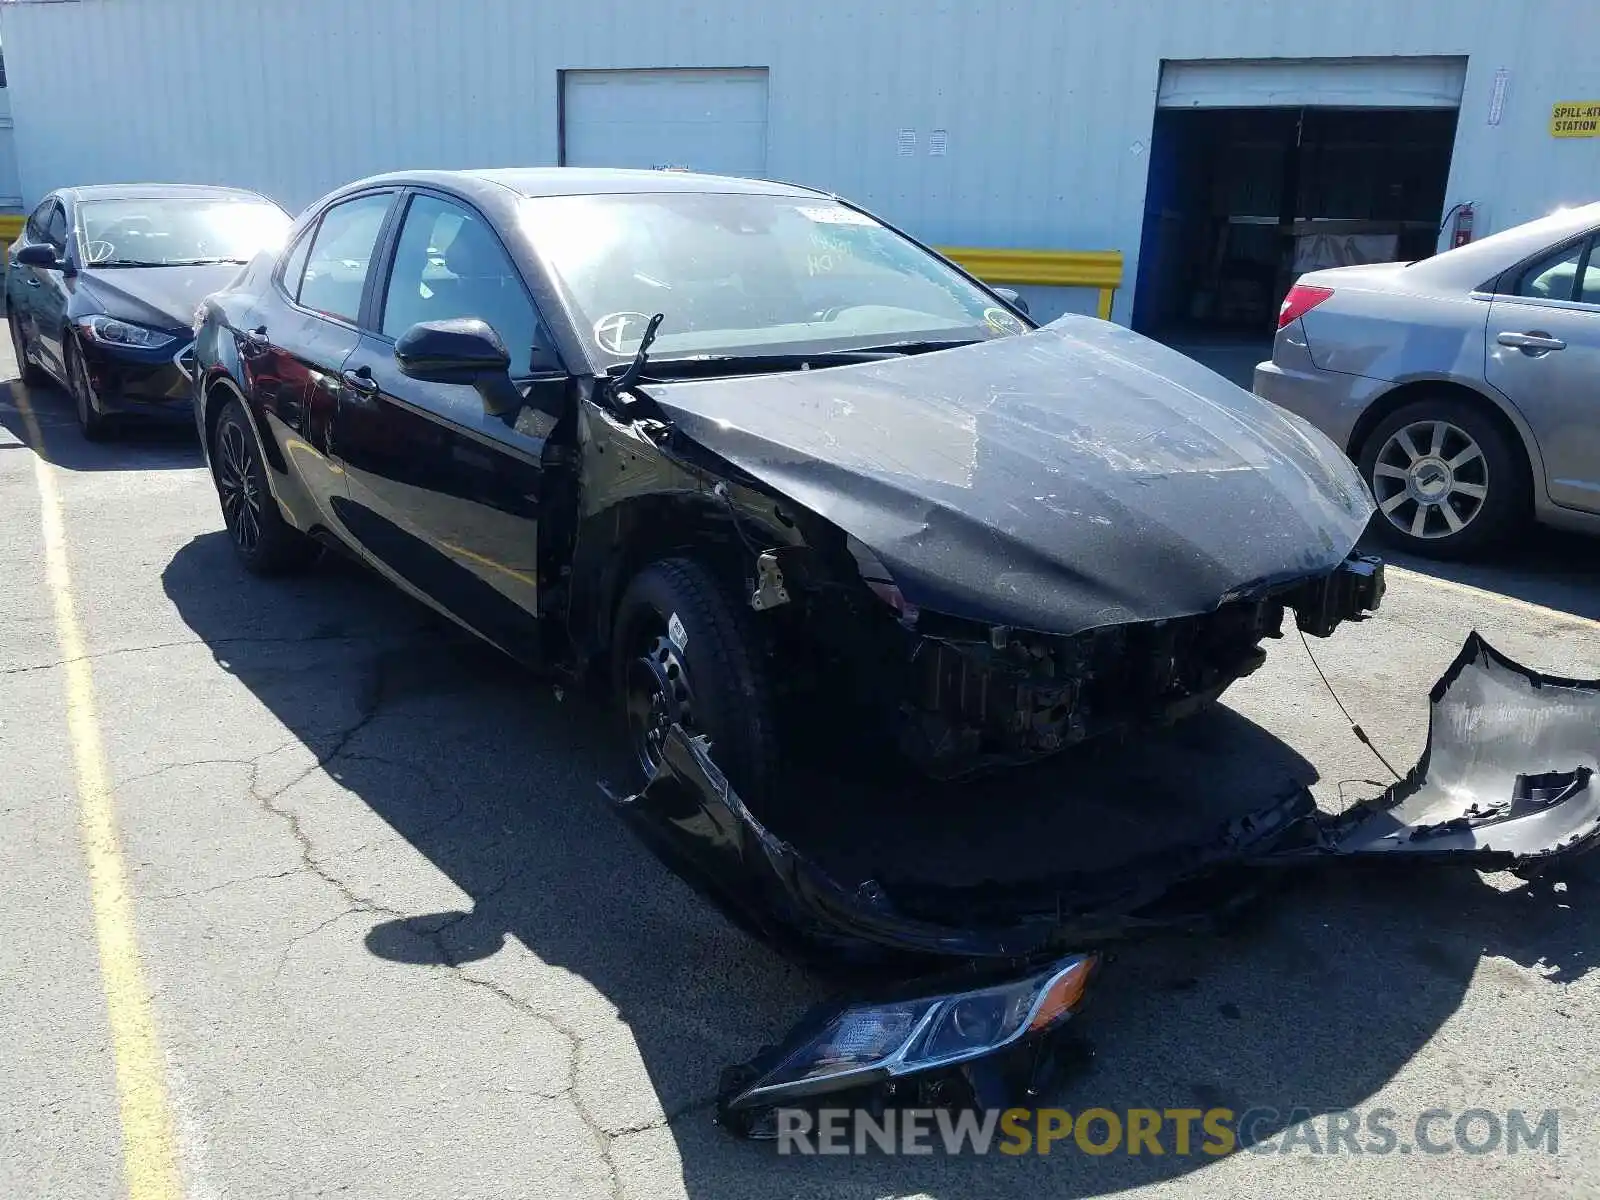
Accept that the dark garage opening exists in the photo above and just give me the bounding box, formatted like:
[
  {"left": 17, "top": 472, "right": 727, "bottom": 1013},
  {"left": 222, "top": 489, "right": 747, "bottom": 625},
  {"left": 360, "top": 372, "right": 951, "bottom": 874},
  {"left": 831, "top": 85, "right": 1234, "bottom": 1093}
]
[{"left": 1132, "top": 106, "right": 1459, "bottom": 342}]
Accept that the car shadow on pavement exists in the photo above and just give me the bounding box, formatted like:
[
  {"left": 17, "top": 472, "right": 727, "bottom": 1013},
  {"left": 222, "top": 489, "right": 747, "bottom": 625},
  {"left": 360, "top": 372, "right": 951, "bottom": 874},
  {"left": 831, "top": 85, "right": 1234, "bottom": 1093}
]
[
  {"left": 0, "top": 378, "right": 202, "bottom": 470},
  {"left": 161, "top": 532, "right": 1600, "bottom": 1195},
  {"left": 1362, "top": 525, "right": 1600, "bottom": 625}
]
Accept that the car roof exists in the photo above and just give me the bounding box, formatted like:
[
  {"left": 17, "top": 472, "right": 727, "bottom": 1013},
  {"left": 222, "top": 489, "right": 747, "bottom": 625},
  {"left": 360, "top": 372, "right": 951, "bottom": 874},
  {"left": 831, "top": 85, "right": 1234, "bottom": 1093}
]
[
  {"left": 1409, "top": 199, "right": 1600, "bottom": 289},
  {"left": 344, "top": 166, "right": 828, "bottom": 202},
  {"left": 59, "top": 183, "right": 279, "bottom": 204}
]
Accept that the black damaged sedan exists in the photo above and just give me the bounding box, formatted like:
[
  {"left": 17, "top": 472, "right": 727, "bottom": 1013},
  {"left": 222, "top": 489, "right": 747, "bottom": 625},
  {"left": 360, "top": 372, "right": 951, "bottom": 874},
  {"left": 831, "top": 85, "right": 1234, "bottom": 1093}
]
[
  {"left": 6, "top": 183, "right": 291, "bottom": 439},
  {"left": 192, "top": 168, "right": 1384, "bottom": 800},
  {"left": 189, "top": 169, "right": 1600, "bottom": 1128}
]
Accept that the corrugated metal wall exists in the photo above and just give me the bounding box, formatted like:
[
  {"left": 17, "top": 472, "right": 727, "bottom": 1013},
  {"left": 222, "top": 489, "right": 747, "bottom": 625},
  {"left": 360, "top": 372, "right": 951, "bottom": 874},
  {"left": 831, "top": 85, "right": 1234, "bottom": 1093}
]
[
  {"left": 0, "top": 89, "right": 22, "bottom": 209},
  {"left": 1, "top": 0, "right": 1595, "bottom": 322}
]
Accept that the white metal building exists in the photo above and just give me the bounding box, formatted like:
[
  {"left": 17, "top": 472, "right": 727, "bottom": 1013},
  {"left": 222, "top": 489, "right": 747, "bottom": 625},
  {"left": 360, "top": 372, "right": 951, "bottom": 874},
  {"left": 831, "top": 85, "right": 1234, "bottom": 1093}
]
[{"left": 0, "top": 0, "right": 1595, "bottom": 327}]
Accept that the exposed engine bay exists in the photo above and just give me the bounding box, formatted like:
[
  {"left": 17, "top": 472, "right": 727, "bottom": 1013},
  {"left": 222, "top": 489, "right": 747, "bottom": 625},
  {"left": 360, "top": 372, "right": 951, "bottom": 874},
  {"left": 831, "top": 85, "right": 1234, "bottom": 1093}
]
[{"left": 788, "top": 551, "right": 1386, "bottom": 779}]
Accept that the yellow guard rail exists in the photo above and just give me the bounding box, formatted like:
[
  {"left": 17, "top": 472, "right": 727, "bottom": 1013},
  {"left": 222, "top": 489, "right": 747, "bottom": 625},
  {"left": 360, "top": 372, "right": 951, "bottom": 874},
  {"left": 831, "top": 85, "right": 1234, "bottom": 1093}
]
[
  {"left": 937, "top": 247, "right": 1123, "bottom": 320},
  {"left": 0, "top": 215, "right": 22, "bottom": 309}
]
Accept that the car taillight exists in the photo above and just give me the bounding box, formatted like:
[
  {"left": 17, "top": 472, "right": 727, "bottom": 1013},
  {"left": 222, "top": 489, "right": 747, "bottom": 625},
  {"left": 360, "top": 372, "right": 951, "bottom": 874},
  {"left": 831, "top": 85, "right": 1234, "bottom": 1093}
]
[{"left": 1278, "top": 284, "right": 1334, "bottom": 330}]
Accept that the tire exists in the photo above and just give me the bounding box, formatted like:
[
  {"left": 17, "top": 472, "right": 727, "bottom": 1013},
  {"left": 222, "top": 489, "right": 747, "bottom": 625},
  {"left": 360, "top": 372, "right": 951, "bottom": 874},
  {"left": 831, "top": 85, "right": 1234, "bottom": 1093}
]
[
  {"left": 612, "top": 558, "right": 778, "bottom": 805},
  {"left": 65, "top": 336, "right": 112, "bottom": 441},
  {"left": 211, "top": 395, "right": 319, "bottom": 576},
  {"left": 1357, "top": 396, "right": 1525, "bottom": 559},
  {"left": 8, "top": 313, "right": 48, "bottom": 387}
]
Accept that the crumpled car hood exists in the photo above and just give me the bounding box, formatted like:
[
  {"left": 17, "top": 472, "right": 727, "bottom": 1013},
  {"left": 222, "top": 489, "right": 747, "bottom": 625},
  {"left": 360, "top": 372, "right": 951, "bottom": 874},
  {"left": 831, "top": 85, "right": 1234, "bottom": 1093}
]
[{"left": 644, "top": 315, "right": 1374, "bottom": 634}]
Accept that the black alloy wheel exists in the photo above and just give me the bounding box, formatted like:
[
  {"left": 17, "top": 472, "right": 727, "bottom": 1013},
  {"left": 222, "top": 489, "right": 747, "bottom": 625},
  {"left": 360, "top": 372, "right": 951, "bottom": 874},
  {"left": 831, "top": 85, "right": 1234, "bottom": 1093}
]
[
  {"left": 66, "top": 337, "right": 111, "bottom": 441},
  {"left": 8, "top": 313, "right": 48, "bottom": 387},
  {"left": 212, "top": 396, "right": 318, "bottom": 575},
  {"left": 215, "top": 410, "right": 264, "bottom": 555}
]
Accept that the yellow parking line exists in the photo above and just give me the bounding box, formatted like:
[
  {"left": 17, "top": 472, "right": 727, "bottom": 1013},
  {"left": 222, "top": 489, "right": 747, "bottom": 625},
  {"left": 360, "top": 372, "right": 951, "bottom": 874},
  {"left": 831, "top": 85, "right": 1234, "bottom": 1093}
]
[
  {"left": 14, "top": 389, "right": 182, "bottom": 1200},
  {"left": 1387, "top": 564, "right": 1600, "bottom": 632}
]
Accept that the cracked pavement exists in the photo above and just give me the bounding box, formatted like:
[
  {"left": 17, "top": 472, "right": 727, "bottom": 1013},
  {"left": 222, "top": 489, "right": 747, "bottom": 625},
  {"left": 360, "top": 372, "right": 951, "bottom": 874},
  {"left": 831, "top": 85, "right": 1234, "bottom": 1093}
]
[{"left": 4, "top": 343, "right": 1600, "bottom": 1200}]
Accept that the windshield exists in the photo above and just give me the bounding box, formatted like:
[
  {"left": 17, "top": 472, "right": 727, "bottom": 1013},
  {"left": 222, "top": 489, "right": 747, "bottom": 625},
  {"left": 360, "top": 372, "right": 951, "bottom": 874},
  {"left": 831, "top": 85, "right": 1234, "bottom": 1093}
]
[
  {"left": 519, "top": 191, "right": 1028, "bottom": 362},
  {"left": 78, "top": 197, "right": 291, "bottom": 267}
]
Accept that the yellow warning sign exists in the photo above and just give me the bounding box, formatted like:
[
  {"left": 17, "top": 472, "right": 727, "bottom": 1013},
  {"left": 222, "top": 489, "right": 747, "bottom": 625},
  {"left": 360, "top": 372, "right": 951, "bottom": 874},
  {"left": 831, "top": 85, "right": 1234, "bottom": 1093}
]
[{"left": 1550, "top": 101, "right": 1600, "bottom": 137}]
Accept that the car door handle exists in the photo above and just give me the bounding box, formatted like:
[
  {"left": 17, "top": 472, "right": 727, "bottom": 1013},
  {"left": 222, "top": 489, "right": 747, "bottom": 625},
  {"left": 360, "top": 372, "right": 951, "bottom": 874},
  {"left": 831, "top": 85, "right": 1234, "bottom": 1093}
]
[
  {"left": 1497, "top": 331, "right": 1566, "bottom": 352},
  {"left": 24, "top": 276, "right": 39, "bottom": 287},
  {"left": 341, "top": 366, "right": 379, "bottom": 397}
]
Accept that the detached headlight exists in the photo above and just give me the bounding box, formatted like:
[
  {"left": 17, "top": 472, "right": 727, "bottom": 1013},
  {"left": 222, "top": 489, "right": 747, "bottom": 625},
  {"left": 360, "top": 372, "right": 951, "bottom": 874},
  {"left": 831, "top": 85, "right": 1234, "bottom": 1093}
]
[
  {"left": 79, "top": 315, "right": 177, "bottom": 350},
  {"left": 726, "top": 955, "right": 1095, "bottom": 1109}
]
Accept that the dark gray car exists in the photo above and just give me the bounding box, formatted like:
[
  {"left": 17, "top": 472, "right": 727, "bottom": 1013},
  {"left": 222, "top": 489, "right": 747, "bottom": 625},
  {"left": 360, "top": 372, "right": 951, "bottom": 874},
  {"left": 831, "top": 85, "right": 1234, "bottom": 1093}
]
[
  {"left": 1255, "top": 201, "right": 1600, "bottom": 557},
  {"left": 5, "top": 183, "right": 291, "bottom": 439}
]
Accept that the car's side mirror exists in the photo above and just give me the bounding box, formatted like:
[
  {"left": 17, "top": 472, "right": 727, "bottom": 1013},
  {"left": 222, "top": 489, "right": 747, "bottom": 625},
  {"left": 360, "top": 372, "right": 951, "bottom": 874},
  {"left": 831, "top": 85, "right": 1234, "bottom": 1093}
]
[
  {"left": 993, "top": 287, "right": 1030, "bottom": 317},
  {"left": 395, "top": 317, "right": 520, "bottom": 416},
  {"left": 16, "top": 242, "right": 70, "bottom": 272}
]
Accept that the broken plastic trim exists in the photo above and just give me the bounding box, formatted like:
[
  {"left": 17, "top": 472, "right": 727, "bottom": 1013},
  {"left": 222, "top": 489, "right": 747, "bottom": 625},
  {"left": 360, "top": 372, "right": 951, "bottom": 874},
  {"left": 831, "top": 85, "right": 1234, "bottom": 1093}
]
[
  {"left": 607, "top": 633, "right": 1600, "bottom": 1134},
  {"left": 611, "top": 633, "right": 1600, "bottom": 965},
  {"left": 1286, "top": 631, "right": 1600, "bottom": 866}
]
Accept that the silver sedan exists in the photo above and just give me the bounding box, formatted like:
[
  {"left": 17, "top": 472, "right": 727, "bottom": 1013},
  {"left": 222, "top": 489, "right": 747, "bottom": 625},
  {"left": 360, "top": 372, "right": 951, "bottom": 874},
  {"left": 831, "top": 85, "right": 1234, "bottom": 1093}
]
[{"left": 1255, "top": 201, "right": 1600, "bottom": 557}]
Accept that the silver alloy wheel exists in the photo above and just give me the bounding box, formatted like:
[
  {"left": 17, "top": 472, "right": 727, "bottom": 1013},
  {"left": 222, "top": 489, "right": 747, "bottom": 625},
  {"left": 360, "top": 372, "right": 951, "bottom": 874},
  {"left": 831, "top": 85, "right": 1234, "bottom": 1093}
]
[
  {"left": 216, "top": 420, "right": 263, "bottom": 553},
  {"left": 1370, "top": 418, "right": 1489, "bottom": 541}
]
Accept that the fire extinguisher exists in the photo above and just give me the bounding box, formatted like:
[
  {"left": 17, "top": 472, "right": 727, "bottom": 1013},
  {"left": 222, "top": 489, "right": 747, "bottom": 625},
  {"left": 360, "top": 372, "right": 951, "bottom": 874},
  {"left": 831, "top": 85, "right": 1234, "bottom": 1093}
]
[{"left": 1451, "top": 202, "right": 1476, "bottom": 248}]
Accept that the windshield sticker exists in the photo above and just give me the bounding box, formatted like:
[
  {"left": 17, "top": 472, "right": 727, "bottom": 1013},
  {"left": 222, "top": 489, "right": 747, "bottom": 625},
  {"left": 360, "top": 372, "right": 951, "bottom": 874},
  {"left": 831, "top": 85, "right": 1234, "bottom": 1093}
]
[
  {"left": 667, "top": 612, "right": 689, "bottom": 653},
  {"left": 797, "top": 205, "right": 876, "bottom": 227},
  {"left": 984, "top": 307, "right": 1026, "bottom": 336},
  {"left": 594, "top": 311, "right": 654, "bottom": 355},
  {"left": 806, "top": 230, "right": 855, "bottom": 276}
]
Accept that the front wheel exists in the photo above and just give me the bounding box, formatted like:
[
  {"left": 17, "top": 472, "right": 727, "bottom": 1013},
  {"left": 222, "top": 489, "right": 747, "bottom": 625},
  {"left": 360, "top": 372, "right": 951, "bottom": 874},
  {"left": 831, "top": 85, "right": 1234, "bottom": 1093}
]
[
  {"left": 65, "top": 337, "right": 111, "bottom": 441},
  {"left": 612, "top": 558, "right": 777, "bottom": 805},
  {"left": 212, "top": 395, "right": 319, "bottom": 575},
  {"left": 8, "top": 313, "right": 48, "bottom": 387},
  {"left": 1357, "top": 397, "right": 1525, "bottom": 559}
]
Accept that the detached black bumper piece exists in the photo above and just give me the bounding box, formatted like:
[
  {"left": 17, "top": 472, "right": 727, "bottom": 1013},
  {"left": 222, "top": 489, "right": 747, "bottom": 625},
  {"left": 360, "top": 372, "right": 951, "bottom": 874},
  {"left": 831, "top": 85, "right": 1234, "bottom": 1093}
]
[{"left": 608, "top": 631, "right": 1599, "bottom": 1136}]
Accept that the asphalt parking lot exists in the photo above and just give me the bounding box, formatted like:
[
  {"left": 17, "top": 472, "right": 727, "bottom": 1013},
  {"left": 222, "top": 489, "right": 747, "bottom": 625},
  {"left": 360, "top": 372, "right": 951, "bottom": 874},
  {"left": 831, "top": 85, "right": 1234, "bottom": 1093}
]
[{"left": 3, "top": 337, "right": 1599, "bottom": 1199}]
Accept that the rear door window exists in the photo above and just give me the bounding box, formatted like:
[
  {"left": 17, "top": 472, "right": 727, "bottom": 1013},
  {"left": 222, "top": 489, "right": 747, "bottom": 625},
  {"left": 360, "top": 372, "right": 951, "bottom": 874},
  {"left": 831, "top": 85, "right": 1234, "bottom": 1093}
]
[
  {"left": 1515, "top": 241, "right": 1587, "bottom": 302},
  {"left": 297, "top": 192, "right": 394, "bottom": 324},
  {"left": 1575, "top": 239, "right": 1600, "bottom": 306}
]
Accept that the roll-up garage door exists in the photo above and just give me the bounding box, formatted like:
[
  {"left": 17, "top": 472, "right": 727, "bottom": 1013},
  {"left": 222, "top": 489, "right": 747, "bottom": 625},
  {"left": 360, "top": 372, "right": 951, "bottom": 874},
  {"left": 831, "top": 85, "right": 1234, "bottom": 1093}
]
[
  {"left": 1157, "top": 57, "right": 1468, "bottom": 109},
  {"left": 561, "top": 68, "right": 770, "bottom": 177}
]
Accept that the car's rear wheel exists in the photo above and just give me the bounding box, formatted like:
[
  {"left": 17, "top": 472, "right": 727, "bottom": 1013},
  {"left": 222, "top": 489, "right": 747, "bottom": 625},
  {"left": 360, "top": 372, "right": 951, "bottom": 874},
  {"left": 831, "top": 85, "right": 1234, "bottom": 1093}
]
[
  {"left": 65, "top": 336, "right": 112, "bottom": 441},
  {"left": 8, "top": 313, "right": 48, "bottom": 387},
  {"left": 212, "top": 395, "right": 318, "bottom": 575},
  {"left": 612, "top": 558, "right": 777, "bottom": 805},
  {"left": 1357, "top": 397, "right": 1525, "bottom": 559}
]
